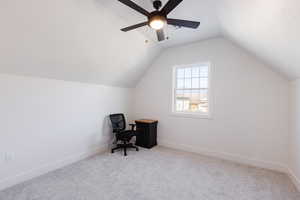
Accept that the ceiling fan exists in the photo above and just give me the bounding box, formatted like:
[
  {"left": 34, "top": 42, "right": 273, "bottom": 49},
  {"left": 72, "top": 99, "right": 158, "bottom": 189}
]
[{"left": 118, "top": 0, "right": 200, "bottom": 42}]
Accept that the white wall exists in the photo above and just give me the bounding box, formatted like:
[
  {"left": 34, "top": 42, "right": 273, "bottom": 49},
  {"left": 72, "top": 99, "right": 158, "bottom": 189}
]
[
  {"left": 289, "top": 79, "right": 300, "bottom": 190},
  {"left": 134, "top": 38, "right": 290, "bottom": 171},
  {"left": 0, "top": 73, "right": 132, "bottom": 190}
]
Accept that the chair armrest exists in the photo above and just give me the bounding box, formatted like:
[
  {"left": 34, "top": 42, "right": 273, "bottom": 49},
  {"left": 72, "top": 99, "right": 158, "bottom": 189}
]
[{"left": 129, "top": 123, "right": 136, "bottom": 130}]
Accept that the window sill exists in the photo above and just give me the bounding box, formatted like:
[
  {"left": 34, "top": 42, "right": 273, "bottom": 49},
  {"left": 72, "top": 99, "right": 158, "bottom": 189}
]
[{"left": 170, "top": 112, "right": 212, "bottom": 119}]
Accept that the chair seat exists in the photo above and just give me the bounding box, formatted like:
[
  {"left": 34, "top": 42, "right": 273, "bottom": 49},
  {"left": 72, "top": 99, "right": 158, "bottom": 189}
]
[{"left": 116, "top": 130, "right": 137, "bottom": 141}]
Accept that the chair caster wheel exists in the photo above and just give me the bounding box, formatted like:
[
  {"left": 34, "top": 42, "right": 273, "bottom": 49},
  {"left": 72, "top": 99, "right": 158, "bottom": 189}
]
[
  {"left": 111, "top": 150, "right": 114, "bottom": 153},
  {"left": 136, "top": 148, "right": 139, "bottom": 151}
]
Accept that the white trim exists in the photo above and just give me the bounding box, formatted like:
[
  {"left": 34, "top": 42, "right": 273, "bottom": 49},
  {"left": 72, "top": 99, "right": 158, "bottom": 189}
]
[
  {"left": 160, "top": 140, "right": 300, "bottom": 192},
  {"left": 287, "top": 168, "right": 300, "bottom": 192},
  {"left": 171, "top": 62, "right": 213, "bottom": 119},
  {"left": 158, "top": 140, "right": 288, "bottom": 173},
  {"left": 0, "top": 143, "right": 109, "bottom": 191},
  {"left": 1, "top": 141, "right": 299, "bottom": 193},
  {"left": 170, "top": 112, "right": 212, "bottom": 119}
]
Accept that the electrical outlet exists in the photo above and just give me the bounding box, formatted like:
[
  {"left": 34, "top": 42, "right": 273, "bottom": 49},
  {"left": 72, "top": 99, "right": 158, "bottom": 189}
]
[{"left": 1, "top": 152, "right": 14, "bottom": 162}]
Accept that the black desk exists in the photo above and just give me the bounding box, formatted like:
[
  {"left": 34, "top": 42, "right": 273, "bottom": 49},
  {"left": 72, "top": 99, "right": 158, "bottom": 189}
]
[{"left": 135, "top": 119, "right": 158, "bottom": 149}]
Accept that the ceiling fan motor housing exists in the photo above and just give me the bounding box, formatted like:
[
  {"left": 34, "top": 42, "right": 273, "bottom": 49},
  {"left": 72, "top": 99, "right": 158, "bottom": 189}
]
[{"left": 153, "top": 0, "right": 162, "bottom": 10}]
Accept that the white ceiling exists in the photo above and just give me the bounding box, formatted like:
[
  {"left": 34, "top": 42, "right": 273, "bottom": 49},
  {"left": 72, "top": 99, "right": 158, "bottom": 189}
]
[
  {"left": 114, "top": 0, "right": 300, "bottom": 79},
  {"left": 218, "top": 0, "right": 300, "bottom": 80},
  {"left": 0, "top": 0, "right": 161, "bottom": 87},
  {"left": 0, "top": 0, "right": 299, "bottom": 87}
]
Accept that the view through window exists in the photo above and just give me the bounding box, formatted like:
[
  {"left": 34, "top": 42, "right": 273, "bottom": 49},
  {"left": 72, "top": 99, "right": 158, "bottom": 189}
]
[{"left": 173, "top": 64, "right": 210, "bottom": 115}]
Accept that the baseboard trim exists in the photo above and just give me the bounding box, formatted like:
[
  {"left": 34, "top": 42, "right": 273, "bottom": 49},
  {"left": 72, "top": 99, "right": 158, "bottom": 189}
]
[
  {"left": 1, "top": 141, "right": 299, "bottom": 193},
  {"left": 287, "top": 168, "right": 300, "bottom": 192},
  {"left": 158, "top": 140, "right": 288, "bottom": 173},
  {"left": 0, "top": 144, "right": 108, "bottom": 191}
]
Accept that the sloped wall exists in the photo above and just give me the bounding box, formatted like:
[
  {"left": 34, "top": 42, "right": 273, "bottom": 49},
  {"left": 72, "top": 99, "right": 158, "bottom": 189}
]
[
  {"left": 0, "top": 0, "right": 160, "bottom": 87},
  {"left": 133, "top": 38, "right": 290, "bottom": 171},
  {"left": 0, "top": 74, "right": 132, "bottom": 190},
  {"left": 218, "top": 0, "right": 300, "bottom": 79}
]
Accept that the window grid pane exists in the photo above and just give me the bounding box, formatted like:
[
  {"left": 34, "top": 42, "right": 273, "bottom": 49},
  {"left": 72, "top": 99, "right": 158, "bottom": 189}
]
[
  {"left": 200, "top": 78, "right": 208, "bottom": 88},
  {"left": 192, "top": 67, "right": 200, "bottom": 77},
  {"left": 177, "top": 68, "right": 184, "bottom": 78},
  {"left": 184, "top": 78, "right": 192, "bottom": 88},
  {"left": 192, "top": 78, "right": 200, "bottom": 88},
  {"left": 177, "top": 78, "right": 184, "bottom": 89},
  {"left": 200, "top": 66, "right": 208, "bottom": 77},
  {"left": 184, "top": 68, "right": 192, "bottom": 78}
]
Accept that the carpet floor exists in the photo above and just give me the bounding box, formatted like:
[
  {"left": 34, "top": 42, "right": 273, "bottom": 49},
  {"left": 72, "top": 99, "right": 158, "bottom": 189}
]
[{"left": 0, "top": 147, "right": 299, "bottom": 200}]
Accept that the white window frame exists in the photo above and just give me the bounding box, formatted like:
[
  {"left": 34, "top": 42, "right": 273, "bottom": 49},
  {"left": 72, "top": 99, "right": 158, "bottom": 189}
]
[{"left": 171, "top": 62, "right": 213, "bottom": 119}]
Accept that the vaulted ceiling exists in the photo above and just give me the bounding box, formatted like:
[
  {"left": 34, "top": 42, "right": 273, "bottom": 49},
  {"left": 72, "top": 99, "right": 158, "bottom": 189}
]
[
  {"left": 218, "top": 0, "right": 300, "bottom": 80},
  {"left": 0, "top": 0, "right": 299, "bottom": 87},
  {"left": 104, "top": 0, "right": 221, "bottom": 47},
  {"left": 0, "top": 0, "right": 161, "bottom": 87}
]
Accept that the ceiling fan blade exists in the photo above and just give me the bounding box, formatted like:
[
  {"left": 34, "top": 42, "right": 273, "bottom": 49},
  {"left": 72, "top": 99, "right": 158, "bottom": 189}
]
[
  {"left": 167, "top": 18, "right": 200, "bottom": 29},
  {"left": 118, "top": 0, "right": 150, "bottom": 16},
  {"left": 156, "top": 29, "right": 165, "bottom": 42},
  {"left": 161, "top": 0, "right": 183, "bottom": 15},
  {"left": 121, "top": 22, "right": 148, "bottom": 32}
]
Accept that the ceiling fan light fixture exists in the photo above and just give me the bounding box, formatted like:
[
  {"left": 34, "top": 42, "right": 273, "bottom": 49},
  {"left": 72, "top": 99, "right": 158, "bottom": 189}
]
[
  {"left": 118, "top": 0, "right": 200, "bottom": 42},
  {"left": 149, "top": 15, "right": 166, "bottom": 30}
]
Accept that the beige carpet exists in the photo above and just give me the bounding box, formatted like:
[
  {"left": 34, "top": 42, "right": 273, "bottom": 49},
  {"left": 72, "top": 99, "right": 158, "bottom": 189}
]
[{"left": 0, "top": 147, "right": 299, "bottom": 200}]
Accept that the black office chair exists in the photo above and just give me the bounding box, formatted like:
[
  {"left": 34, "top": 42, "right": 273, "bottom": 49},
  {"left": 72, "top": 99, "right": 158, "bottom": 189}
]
[{"left": 109, "top": 113, "right": 139, "bottom": 156}]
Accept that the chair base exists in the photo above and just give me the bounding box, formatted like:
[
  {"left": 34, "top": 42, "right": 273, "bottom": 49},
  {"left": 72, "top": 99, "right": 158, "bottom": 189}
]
[{"left": 111, "top": 142, "right": 139, "bottom": 156}]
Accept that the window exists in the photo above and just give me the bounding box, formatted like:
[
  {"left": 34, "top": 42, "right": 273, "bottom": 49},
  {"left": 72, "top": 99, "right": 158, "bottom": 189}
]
[{"left": 172, "top": 63, "right": 211, "bottom": 118}]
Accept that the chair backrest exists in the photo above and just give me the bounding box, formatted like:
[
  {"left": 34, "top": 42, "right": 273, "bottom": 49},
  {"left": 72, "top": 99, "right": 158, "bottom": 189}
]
[{"left": 109, "top": 113, "right": 126, "bottom": 132}]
